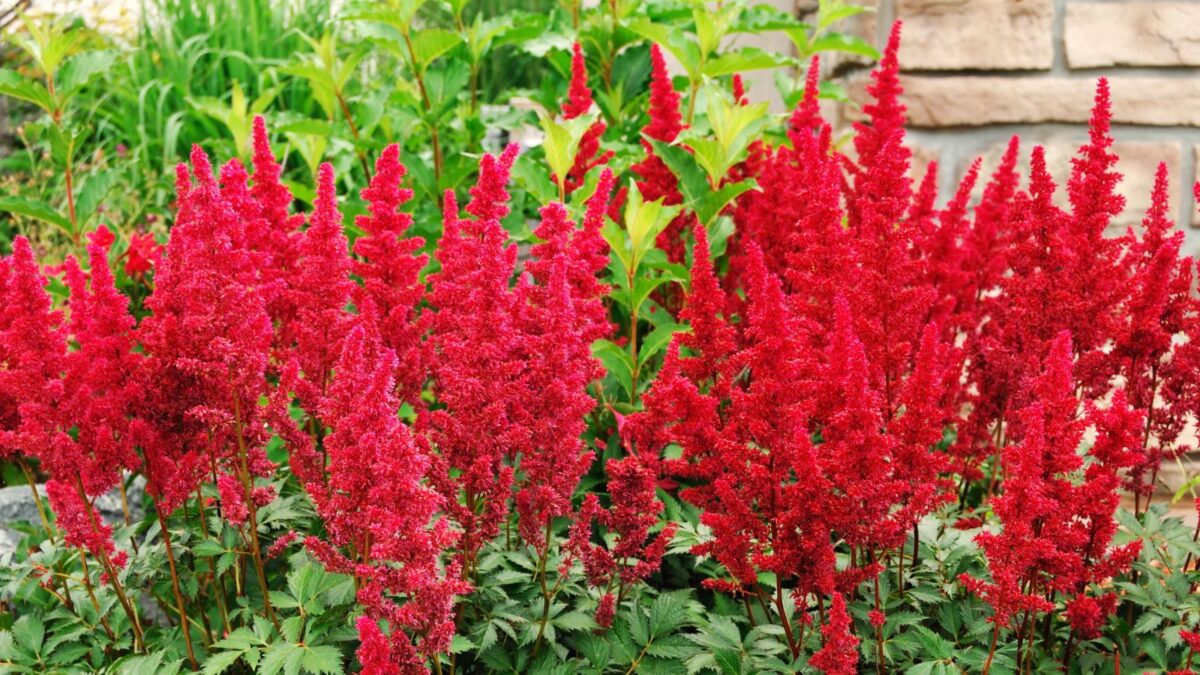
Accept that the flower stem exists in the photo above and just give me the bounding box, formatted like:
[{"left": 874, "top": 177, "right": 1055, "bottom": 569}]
[{"left": 156, "top": 506, "right": 198, "bottom": 669}]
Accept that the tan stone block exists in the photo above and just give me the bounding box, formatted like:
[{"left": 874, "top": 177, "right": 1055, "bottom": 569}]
[
  {"left": 896, "top": 0, "right": 1054, "bottom": 71},
  {"left": 1065, "top": 2, "right": 1200, "bottom": 68},
  {"left": 866, "top": 76, "right": 1200, "bottom": 127},
  {"left": 971, "top": 139, "right": 1181, "bottom": 227}
]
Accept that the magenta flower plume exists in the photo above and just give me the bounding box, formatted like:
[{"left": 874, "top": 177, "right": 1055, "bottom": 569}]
[
  {"left": 810, "top": 593, "right": 859, "bottom": 675},
  {"left": 353, "top": 144, "right": 429, "bottom": 405}
]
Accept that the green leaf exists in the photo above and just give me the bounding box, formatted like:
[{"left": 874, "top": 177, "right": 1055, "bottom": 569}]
[
  {"left": 592, "top": 339, "right": 634, "bottom": 399},
  {"left": 647, "top": 139, "right": 710, "bottom": 208},
  {"left": 553, "top": 611, "right": 596, "bottom": 632},
  {"left": 713, "top": 649, "right": 742, "bottom": 675},
  {"left": 58, "top": 50, "right": 116, "bottom": 95},
  {"left": 696, "top": 181, "right": 754, "bottom": 227},
  {"left": 13, "top": 615, "right": 44, "bottom": 656},
  {"left": 260, "top": 642, "right": 304, "bottom": 675},
  {"left": 0, "top": 69, "right": 56, "bottom": 115},
  {"left": 450, "top": 634, "right": 475, "bottom": 654},
  {"left": 809, "top": 32, "right": 881, "bottom": 60},
  {"left": 539, "top": 113, "right": 593, "bottom": 195},
  {"left": 639, "top": 323, "right": 686, "bottom": 367},
  {"left": 703, "top": 48, "right": 795, "bottom": 78},
  {"left": 0, "top": 196, "right": 72, "bottom": 233},
  {"left": 512, "top": 153, "right": 559, "bottom": 205},
  {"left": 410, "top": 29, "right": 463, "bottom": 69},
  {"left": 202, "top": 649, "right": 244, "bottom": 675},
  {"left": 819, "top": 3, "right": 876, "bottom": 31},
  {"left": 75, "top": 169, "right": 118, "bottom": 224},
  {"left": 300, "top": 645, "right": 344, "bottom": 675}
]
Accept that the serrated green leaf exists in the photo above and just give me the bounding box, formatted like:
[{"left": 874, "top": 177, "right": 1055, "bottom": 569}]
[
  {"left": 0, "top": 196, "right": 72, "bottom": 233},
  {"left": 202, "top": 649, "right": 244, "bottom": 675},
  {"left": 300, "top": 645, "right": 344, "bottom": 675}
]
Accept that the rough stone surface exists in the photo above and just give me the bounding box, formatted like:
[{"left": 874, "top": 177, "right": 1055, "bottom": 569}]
[
  {"left": 869, "top": 76, "right": 1200, "bottom": 127},
  {"left": 0, "top": 478, "right": 145, "bottom": 558},
  {"left": 972, "top": 139, "right": 1181, "bottom": 227},
  {"left": 896, "top": 0, "right": 1054, "bottom": 71},
  {"left": 1065, "top": 2, "right": 1200, "bottom": 68}
]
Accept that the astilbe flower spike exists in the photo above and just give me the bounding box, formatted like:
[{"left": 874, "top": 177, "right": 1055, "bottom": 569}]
[
  {"left": 560, "top": 42, "right": 613, "bottom": 195},
  {"left": 353, "top": 144, "right": 429, "bottom": 405},
  {"left": 426, "top": 144, "right": 524, "bottom": 575},
  {"left": 963, "top": 332, "right": 1142, "bottom": 633},
  {"left": 810, "top": 593, "right": 859, "bottom": 675},
  {"left": 564, "top": 452, "right": 676, "bottom": 618},
  {"left": 134, "top": 145, "right": 276, "bottom": 515},
  {"left": 286, "top": 162, "right": 354, "bottom": 409},
  {"left": 631, "top": 43, "right": 693, "bottom": 265},
  {"left": 514, "top": 177, "right": 614, "bottom": 551},
  {"left": 1118, "top": 164, "right": 1192, "bottom": 504},
  {"left": 307, "top": 314, "right": 467, "bottom": 673},
  {"left": 246, "top": 116, "right": 305, "bottom": 339}
]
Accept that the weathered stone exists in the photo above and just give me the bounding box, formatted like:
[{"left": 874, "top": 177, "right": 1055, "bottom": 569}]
[
  {"left": 896, "top": 0, "right": 1054, "bottom": 71},
  {"left": 0, "top": 478, "right": 145, "bottom": 558},
  {"left": 1066, "top": 2, "right": 1200, "bottom": 68},
  {"left": 863, "top": 76, "right": 1200, "bottom": 127},
  {"left": 972, "top": 139, "right": 1181, "bottom": 227}
]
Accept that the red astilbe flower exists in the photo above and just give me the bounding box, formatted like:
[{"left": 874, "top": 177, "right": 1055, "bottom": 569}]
[
  {"left": 559, "top": 42, "right": 614, "bottom": 196},
  {"left": 630, "top": 44, "right": 693, "bottom": 265},
  {"left": 123, "top": 231, "right": 162, "bottom": 280},
  {"left": 307, "top": 316, "right": 467, "bottom": 673},
  {"left": 919, "top": 158, "right": 981, "bottom": 335},
  {"left": 426, "top": 144, "right": 524, "bottom": 574},
  {"left": 564, "top": 452, "right": 676, "bottom": 614},
  {"left": 217, "top": 472, "right": 249, "bottom": 526},
  {"left": 635, "top": 233, "right": 842, "bottom": 605},
  {"left": 353, "top": 144, "right": 430, "bottom": 406},
  {"left": 634, "top": 223, "right": 736, "bottom": 491},
  {"left": 697, "top": 245, "right": 834, "bottom": 599},
  {"left": 853, "top": 21, "right": 905, "bottom": 171},
  {"left": 1118, "top": 165, "right": 1192, "bottom": 501},
  {"left": 732, "top": 57, "right": 846, "bottom": 330},
  {"left": 0, "top": 238, "right": 66, "bottom": 462},
  {"left": 956, "top": 145, "right": 1063, "bottom": 483},
  {"left": 810, "top": 592, "right": 859, "bottom": 675},
  {"left": 134, "top": 146, "right": 276, "bottom": 514},
  {"left": 963, "top": 332, "right": 1142, "bottom": 631},
  {"left": 1062, "top": 79, "right": 1129, "bottom": 396},
  {"left": 526, "top": 168, "right": 615, "bottom": 344},
  {"left": 285, "top": 162, "right": 354, "bottom": 409},
  {"left": 888, "top": 321, "right": 956, "bottom": 534},
  {"left": 815, "top": 298, "right": 908, "bottom": 570},
  {"left": 514, "top": 178, "right": 614, "bottom": 551},
  {"left": 246, "top": 116, "right": 305, "bottom": 336},
  {"left": 356, "top": 616, "right": 402, "bottom": 675},
  {"left": 842, "top": 22, "right": 938, "bottom": 418},
  {"left": 0, "top": 232, "right": 140, "bottom": 568}
]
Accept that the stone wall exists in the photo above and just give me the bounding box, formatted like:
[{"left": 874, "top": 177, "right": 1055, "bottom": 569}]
[{"left": 823, "top": 0, "right": 1200, "bottom": 254}]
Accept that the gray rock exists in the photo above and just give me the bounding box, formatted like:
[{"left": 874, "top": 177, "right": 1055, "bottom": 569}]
[{"left": 0, "top": 477, "right": 146, "bottom": 557}]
